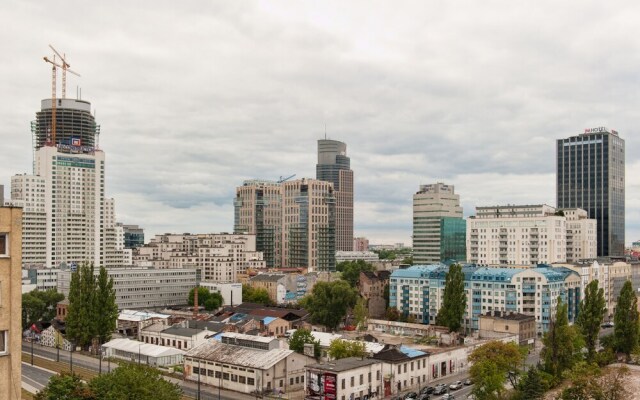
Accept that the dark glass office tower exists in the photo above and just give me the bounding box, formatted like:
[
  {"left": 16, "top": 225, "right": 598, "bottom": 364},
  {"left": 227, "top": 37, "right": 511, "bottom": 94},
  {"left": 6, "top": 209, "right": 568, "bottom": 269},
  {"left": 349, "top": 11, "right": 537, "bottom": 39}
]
[
  {"left": 557, "top": 127, "right": 625, "bottom": 256},
  {"left": 316, "top": 139, "right": 353, "bottom": 251}
]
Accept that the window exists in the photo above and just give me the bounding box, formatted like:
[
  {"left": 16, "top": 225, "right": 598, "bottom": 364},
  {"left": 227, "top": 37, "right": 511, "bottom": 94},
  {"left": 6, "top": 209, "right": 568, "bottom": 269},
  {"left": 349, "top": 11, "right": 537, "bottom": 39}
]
[
  {"left": 0, "top": 234, "right": 6, "bottom": 256},
  {"left": 342, "top": 379, "right": 345, "bottom": 389},
  {"left": 248, "top": 378, "right": 255, "bottom": 385},
  {"left": 351, "top": 377, "right": 354, "bottom": 386},
  {"left": 290, "top": 378, "right": 294, "bottom": 386}
]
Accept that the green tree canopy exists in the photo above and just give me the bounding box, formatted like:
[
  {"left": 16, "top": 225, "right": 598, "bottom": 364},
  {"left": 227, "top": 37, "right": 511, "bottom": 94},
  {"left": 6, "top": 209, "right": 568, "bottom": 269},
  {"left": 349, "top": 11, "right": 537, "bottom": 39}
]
[
  {"left": 299, "top": 280, "right": 358, "bottom": 330},
  {"left": 89, "top": 363, "right": 182, "bottom": 400},
  {"left": 34, "top": 372, "right": 93, "bottom": 400},
  {"left": 22, "top": 289, "right": 65, "bottom": 330},
  {"left": 288, "top": 328, "right": 321, "bottom": 358},
  {"left": 242, "top": 285, "right": 274, "bottom": 306},
  {"left": 66, "top": 262, "right": 98, "bottom": 348},
  {"left": 337, "top": 260, "right": 375, "bottom": 287},
  {"left": 435, "top": 264, "right": 467, "bottom": 332},
  {"left": 541, "top": 297, "right": 583, "bottom": 379},
  {"left": 575, "top": 279, "right": 606, "bottom": 361},
  {"left": 327, "top": 339, "right": 367, "bottom": 360},
  {"left": 469, "top": 341, "right": 527, "bottom": 400},
  {"left": 518, "top": 367, "right": 546, "bottom": 400},
  {"left": 188, "top": 287, "right": 224, "bottom": 311},
  {"left": 614, "top": 280, "right": 640, "bottom": 358},
  {"left": 95, "top": 266, "right": 119, "bottom": 344},
  {"left": 353, "top": 297, "right": 368, "bottom": 331}
]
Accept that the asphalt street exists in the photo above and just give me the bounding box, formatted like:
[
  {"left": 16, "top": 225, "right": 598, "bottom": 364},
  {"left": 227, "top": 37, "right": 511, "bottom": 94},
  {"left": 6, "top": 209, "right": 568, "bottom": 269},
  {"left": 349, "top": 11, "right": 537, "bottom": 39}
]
[{"left": 22, "top": 362, "right": 55, "bottom": 393}]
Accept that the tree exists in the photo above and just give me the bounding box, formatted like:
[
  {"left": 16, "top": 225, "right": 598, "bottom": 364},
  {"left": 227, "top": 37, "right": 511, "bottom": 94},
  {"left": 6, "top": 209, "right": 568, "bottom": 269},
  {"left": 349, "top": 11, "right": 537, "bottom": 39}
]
[
  {"left": 289, "top": 328, "right": 321, "bottom": 358},
  {"left": 541, "top": 297, "right": 582, "bottom": 378},
  {"left": 204, "top": 292, "right": 223, "bottom": 311},
  {"left": 90, "top": 363, "right": 182, "bottom": 400},
  {"left": 435, "top": 264, "right": 466, "bottom": 332},
  {"left": 299, "top": 280, "right": 358, "bottom": 330},
  {"left": 22, "top": 289, "right": 65, "bottom": 329},
  {"left": 401, "top": 256, "right": 413, "bottom": 265},
  {"left": 614, "top": 280, "right": 640, "bottom": 358},
  {"left": 95, "top": 266, "right": 118, "bottom": 344},
  {"left": 575, "top": 279, "right": 606, "bottom": 362},
  {"left": 34, "top": 372, "right": 93, "bottom": 400},
  {"left": 353, "top": 297, "right": 368, "bottom": 331},
  {"left": 469, "top": 341, "right": 527, "bottom": 400},
  {"left": 518, "top": 367, "right": 546, "bottom": 400},
  {"left": 242, "top": 285, "right": 274, "bottom": 306},
  {"left": 385, "top": 307, "right": 399, "bottom": 321},
  {"left": 337, "top": 260, "right": 375, "bottom": 288},
  {"left": 188, "top": 286, "right": 212, "bottom": 307},
  {"left": 66, "top": 262, "right": 98, "bottom": 348},
  {"left": 328, "top": 339, "right": 367, "bottom": 360}
]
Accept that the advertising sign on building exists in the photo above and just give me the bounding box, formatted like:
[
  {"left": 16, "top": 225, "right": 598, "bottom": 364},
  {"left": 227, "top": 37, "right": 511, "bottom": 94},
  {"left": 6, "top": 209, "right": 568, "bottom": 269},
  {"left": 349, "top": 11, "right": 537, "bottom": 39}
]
[{"left": 324, "top": 373, "right": 337, "bottom": 400}]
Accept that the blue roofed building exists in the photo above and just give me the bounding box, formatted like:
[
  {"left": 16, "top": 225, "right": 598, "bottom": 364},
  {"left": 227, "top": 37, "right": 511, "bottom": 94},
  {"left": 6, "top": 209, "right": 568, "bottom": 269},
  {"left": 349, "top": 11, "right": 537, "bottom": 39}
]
[{"left": 389, "top": 263, "right": 581, "bottom": 333}]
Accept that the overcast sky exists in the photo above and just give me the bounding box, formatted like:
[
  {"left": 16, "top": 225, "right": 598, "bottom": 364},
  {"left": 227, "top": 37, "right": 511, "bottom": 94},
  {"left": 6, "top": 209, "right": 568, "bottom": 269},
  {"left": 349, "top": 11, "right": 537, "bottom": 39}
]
[{"left": 2, "top": 1, "right": 639, "bottom": 245}]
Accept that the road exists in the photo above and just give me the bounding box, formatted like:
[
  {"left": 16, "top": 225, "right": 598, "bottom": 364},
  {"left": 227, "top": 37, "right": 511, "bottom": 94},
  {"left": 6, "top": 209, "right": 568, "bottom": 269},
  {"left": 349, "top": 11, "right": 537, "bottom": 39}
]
[
  {"left": 21, "top": 341, "right": 253, "bottom": 400},
  {"left": 22, "top": 362, "right": 55, "bottom": 393}
]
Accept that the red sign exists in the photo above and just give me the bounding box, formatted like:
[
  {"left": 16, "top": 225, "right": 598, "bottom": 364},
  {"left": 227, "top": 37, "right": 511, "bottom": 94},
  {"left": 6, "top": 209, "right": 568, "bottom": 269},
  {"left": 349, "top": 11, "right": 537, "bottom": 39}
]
[{"left": 324, "top": 373, "right": 337, "bottom": 400}]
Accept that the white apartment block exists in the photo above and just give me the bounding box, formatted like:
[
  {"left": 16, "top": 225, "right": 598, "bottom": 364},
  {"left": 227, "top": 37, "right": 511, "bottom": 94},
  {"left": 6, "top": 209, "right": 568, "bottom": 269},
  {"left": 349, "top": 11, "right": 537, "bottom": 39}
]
[
  {"left": 58, "top": 267, "right": 197, "bottom": 309},
  {"left": 8, "top": 174, "right": 47, "bottom": 267},
  {"left": 467, "top": 204, "right": 597, "bottom": 266},
  {"left": 133, "top": 233, "right": 265, "bottom": 283},
  {"left": 562, "top": 259, "right": 632, "bottom": 318},
  {"left": 563, "top": 209, "right": 597, "bottom": 262}
]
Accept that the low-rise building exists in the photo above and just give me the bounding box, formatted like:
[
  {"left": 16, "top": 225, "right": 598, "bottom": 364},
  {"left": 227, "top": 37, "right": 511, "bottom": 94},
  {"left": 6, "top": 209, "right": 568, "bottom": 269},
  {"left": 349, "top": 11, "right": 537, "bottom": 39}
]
[
  {"left": 306, "top": 358, "right": 383, "bottom": 400},
  {"left": 336, "top": 251, "right": 380, "bottom": 263},
  {"left": 58, "top": 267, "right": 197, "bottom": 310},
  {"left": 140, "top": 322, "right": 216, "bottom": 350},
  {"left": 248, "top": 274, "right": 286, "bottom": 304},
  {"left": 102, "top": 338, "right": 185, "bottom": 367},
  {"left": 478, "top": 311, "right": 536, "bottom": 347},
  {"left": 184, "top": 332, "right": 314, "bottom": 395},
  {"left": 199, "top": 282, "right": 242, "bottom": 306},
  {"left": 117, "top": 309, "right": 170, "bottom": 338}
]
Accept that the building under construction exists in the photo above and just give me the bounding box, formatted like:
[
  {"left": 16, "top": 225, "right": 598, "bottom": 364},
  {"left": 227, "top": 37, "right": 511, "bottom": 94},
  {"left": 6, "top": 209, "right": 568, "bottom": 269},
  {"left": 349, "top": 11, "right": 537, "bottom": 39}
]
[{"left": 31, "top": 98, "right": 99, "bottom": 150}]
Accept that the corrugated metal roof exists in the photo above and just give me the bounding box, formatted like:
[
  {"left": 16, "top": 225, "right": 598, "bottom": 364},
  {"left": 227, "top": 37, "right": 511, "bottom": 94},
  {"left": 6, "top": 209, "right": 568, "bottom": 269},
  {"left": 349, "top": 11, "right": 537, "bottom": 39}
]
[
  {"left": 186, "top": 340, "right": 293, "bottom": 369},
  {"left": 118, "top": 310, "right": 170, "bottom": 322},
  {"left": 103, "top": 338, "right": 185, "bottom": 358}
]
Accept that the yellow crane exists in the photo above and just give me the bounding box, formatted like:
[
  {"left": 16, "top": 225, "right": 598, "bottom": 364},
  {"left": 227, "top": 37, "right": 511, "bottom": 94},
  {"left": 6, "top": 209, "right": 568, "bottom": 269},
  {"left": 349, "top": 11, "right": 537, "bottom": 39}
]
[{"left": 43, "top": 45, "right": 80, "bottom": 145}]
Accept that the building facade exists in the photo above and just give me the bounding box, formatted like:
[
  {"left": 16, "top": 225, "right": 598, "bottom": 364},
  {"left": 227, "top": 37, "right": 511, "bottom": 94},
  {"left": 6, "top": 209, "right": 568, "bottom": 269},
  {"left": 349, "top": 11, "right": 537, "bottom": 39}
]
[
  {"left": 316, "top": 139, "right": 353, "bottom": 252},
  {"left": 122, "top": 224, "right": 145, "bottom": 249},
  {"left": 468, "top": 205, "right": 567, "bottom": 266},
  {"left": 58, "top": 267, "right": 197, "bottom": 309},
  {"left": 389, "top": 264, "right": 581, "bottom": 333},
  {"left": 12, "top": 98, "right": 127, "bottom": 268},
  {"left": 557, "top": 127, "right": 625, "bottom": 256},
  {"left": 0, "top": 206, "right": 22, "bottom": 399},
  {"left": 563, "top": 209, "right": 597, "bottom": 262},
  {"left": 478, "top": 311, "right": 536, "bottom": 346},
  {"left": 413, "top": 183, "right": 466, "bottom": 264}
]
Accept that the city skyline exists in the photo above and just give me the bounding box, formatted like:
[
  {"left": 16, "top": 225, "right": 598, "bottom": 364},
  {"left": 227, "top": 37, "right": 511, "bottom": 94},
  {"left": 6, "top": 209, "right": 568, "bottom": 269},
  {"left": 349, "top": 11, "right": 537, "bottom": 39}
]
[{"left": 2, "top": 2, "right": 640, "bottom": 245}]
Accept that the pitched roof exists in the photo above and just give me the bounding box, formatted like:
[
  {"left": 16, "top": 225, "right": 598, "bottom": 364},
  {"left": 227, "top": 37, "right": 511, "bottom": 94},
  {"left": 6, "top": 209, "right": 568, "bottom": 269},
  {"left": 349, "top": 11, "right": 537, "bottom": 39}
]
[
  {"left": 307, "top": 357, "right": 381, "bottom": 373},
  {"left": 103, "top": 338, "right": 185, "bottom": 358},
  {"left": 186, "top": 340, "right": 293, "bottom": 370}
]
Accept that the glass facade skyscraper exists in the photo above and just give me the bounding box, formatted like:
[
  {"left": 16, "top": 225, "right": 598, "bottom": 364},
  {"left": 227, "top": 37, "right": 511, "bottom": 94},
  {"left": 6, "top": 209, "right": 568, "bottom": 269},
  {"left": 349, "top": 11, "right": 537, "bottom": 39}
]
[
  {"left": 316, "top": 139, "right": 353, "bottom": 251},
  {"left": 413, "top": 183, "right": 466, "bottom": 264},
  {"left": 556, "top": 128, "right": 625, "bottom": 256}
]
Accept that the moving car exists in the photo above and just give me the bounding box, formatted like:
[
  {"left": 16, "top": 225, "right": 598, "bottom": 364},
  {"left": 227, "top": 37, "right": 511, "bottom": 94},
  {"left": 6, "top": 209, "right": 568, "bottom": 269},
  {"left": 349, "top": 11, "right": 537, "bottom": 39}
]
[
  {"left": 421, "top": 386, "right": 435, "bottom": 395},
  {"left": 433, "top": 385, "right": 447, "bottom": 395},
  {"left": 464, "top": 378, "right": 473, "bottom": 386},
  {"left": 449, "top": 381, "right": 463, "bottom": 391},
  {"left": 441, "top": 394, "right": 455, "bottom": 400}
]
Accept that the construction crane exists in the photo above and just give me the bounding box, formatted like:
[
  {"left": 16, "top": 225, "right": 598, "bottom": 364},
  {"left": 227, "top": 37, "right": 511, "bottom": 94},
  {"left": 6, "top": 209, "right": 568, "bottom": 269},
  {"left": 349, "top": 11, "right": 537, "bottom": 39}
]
[
  {"left": 278, "top": 174, "right": 296, "bottom": 183},
  {"left": 43, "top": 45, "right": 80, "bottom": 145}
]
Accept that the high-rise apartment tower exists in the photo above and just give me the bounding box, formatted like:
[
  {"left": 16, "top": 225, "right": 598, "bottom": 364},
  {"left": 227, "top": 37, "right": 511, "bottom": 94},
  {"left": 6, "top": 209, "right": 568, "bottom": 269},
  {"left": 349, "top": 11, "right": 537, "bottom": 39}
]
[
  {"left": 316, "top": 139, "right": 353, "bottom": 251},
  {"left": 557, "top": 127, "right": 625, "bottom": 256},
  {"left": 413, "top": 183, "right": 466, "bottom": 264}
]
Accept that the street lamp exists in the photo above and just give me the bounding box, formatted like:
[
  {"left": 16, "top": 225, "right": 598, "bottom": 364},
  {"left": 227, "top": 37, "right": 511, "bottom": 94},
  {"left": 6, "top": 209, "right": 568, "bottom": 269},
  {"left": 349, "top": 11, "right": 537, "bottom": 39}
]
[
  {"left": 197, "top": 358, "right": 202, "bottom": 400},
  {"left": 30, "top": 327, "right": 34, "bottom": 366}
]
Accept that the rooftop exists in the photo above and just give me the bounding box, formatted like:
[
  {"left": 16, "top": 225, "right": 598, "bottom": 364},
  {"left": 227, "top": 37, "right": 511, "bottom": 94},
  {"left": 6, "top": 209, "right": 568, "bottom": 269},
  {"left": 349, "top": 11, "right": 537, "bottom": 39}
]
[
  {"left": 480, "top": 312, "right": 535, "bottom": 321},
  {"left": 103, "top": 338, "right": 185, "bottom": 358},
  {"left": 186, "top": 340, "right": 293, "bottom": 369},
  {"left": 307, "top": 357, "right": 380, "bottom": 373}
]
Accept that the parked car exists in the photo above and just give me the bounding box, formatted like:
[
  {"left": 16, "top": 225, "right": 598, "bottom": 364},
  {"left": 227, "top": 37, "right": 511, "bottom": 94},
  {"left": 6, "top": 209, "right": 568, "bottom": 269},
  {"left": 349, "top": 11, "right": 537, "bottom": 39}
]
[
  {"left": 601, "top": 321, "right": 614, "bottom": 328},
  {"left": 433, "top": 385, "right": 447, "bottom": 395},
  {"left": 449, "top": 381, "right": 463, "bottom": 391},
  {"left": 404, "top": 392, "right": 418, "bottom": 400},
  {"left": 464, "top": 378, "right": 473, "bottom": 386},
  {"left": 418, "top": 394, "right": 430, "bottom": 400},
  {"left": 441, "top": 394, "right": 455, "bottom": 400},
  {"left": 421, "top": 386, "right": 435, "bottom": 395}
]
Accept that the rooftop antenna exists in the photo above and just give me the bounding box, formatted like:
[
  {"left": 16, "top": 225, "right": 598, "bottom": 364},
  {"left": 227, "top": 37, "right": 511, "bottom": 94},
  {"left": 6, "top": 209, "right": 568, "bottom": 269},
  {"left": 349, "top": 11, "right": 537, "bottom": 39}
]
[{"left": 324, "top": 123, "right": 327, "bottom": 139}]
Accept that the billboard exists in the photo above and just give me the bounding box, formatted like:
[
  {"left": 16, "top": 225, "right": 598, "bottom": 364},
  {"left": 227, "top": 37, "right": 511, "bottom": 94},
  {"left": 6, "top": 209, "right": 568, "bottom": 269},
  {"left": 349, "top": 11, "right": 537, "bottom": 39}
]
[{"left": 306, "top": 370, "right": 337, "bottom": 400}]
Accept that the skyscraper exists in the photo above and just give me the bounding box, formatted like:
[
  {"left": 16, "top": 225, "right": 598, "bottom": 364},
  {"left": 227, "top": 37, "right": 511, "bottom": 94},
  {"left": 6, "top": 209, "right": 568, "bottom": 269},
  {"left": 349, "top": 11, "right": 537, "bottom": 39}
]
[
  {"left": 316, "top": 139, "right": 353, "bottom": 251},
  {"left": 12, "top": 98, "right": 126, "bottom": 268},
  {"left": 413, "top": 182, "right": 466, "bottom": 264},
  {"left": 557, "top": 127, "right": 625, "bottom": 256},
  {"left": 234, "top": 178, "right": 336, "bottom": 271}
]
